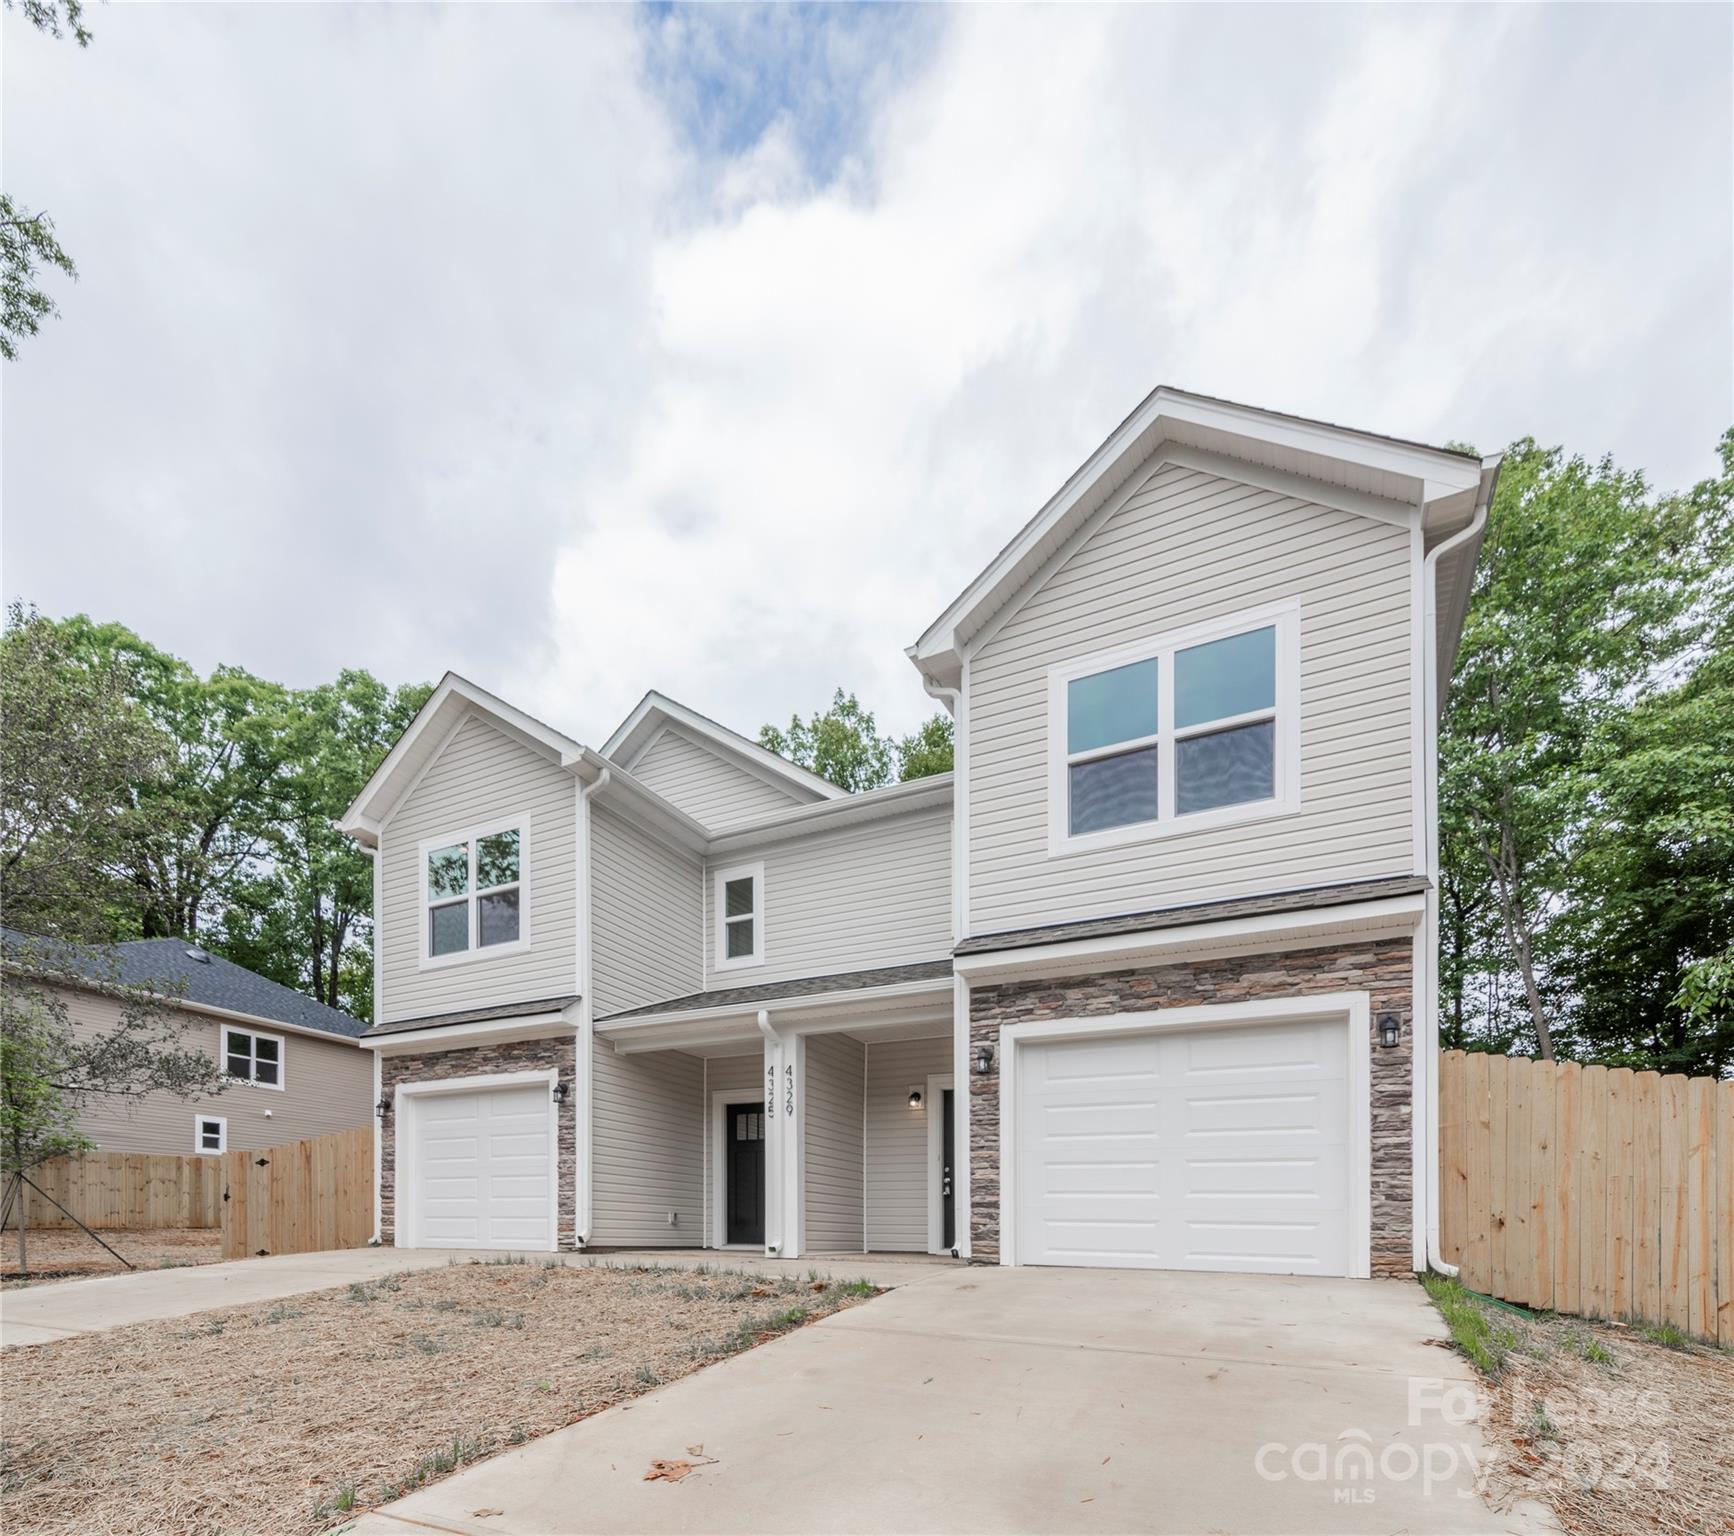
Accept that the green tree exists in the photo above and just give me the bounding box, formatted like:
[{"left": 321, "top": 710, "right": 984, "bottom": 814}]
[
  {"left": 1, "top": 0, "right": 88, "bottom": 361},
  {"left": 217, "top": 671, "right": 430, "bottom": 1019},
  {"left": 0, "top": 603, "right": 170, "bottom": 939},
  {"left": 760, "top": 689, "right": 954, "bottom": 792},
  {"left": 56, "top": 617, "right": 292, "bottom": 941},
  {"left": 761, "top": 689, "right": 895, "bottom": 793},
  {"left": 1440, "top": 432, "right": 1731, "bottom": 1063},
  {"left": 896, "top": 712, "right": 954, "bottom": 780}
]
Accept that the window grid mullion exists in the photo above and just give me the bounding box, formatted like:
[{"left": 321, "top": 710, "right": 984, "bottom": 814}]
[{"left": 1173, "top": 704, "right": 1277, "bottom": 741}]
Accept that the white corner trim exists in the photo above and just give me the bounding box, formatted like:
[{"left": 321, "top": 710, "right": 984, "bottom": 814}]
[
  {"left": 995, "top": 991, "right": 1371, "bottom": 1278},
  {"left": 1045, "top": 598, "right": 1302, "bottom": 858},
  {"left": 416, "top": 812, "right": 533, "bottom": 971},
  {"left": 925, "top": 1072, "right": 956, "bottom": 1255},
  {"left": 953, "top": 893, "right": 1426, "bottom": 986},
  {"left": 711, "top": 859, "right": 766, "bottom": 973}
]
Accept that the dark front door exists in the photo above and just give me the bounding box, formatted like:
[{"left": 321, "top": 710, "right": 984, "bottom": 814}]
[
  {"left": 726, "top": 1102, "right": 766, "bottom": 1246},
  {"left": 941, "top": 1088, "right": 956, "bottom": 1250}
]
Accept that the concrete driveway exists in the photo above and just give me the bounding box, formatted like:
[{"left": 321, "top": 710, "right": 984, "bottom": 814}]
[{"left": 346, "top": 1265, "right": 1550, "bottom": 1536}]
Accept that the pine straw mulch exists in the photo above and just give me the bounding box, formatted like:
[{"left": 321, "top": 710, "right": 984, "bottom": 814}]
[
  {"left": 1427, "top": 1279, "right": 1734, "bottom": 1536},
  {"left": 2, "top": 1227, "right": 222, "bottom": 1289},
  {"left": 0, "top": 1256, "right": 878, "bottom": 1536}
]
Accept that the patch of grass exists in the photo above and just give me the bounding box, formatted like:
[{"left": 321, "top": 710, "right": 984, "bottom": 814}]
[
  {"left": 346, "top": 1282, "right": 372, "bottom": 1304},
  {"left": 1420, "top": 1273, "right": 1524, "bottom": 1377},
  {"left": 476, "top": 1253, "right": 528, "bottom": 1267},
  {"left": 1529, "top": 1403, "right": 1559, "bottom": 1442},
  {"left": 834, "top": 1279, "right": 877, "bottom": 1297},
  {"left": 262, "top": 1302, "right": 304, "bottom": 1325},
  {"left": 470, "top": 1308, "right": 525, "bottom": 1330},
  {"left": 312, "top": 1481, "right": 359, "bottom": 1520},
  {"left": 431, "top": 1297, "right": 458, "bottom": 1313},
  {"left": 633, "top": 1364, "right": 662, "bottom": 1387},
  {"left": 407, "top": 1334, "right": 447, "bottom": 1356},
  {"left": 1560, "top": 1327, "right": 1615, "bottom": 1366},
  {"left": 378, "top": 1435, "right": 494, "bottom": 1501},
  {"left": 1636, "top": 1321, "right": 1691, "bottom": 1352}
]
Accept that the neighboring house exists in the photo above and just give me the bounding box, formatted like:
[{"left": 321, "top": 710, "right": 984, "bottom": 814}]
[
  {"left": 341, "top": 386, "right": 1499, "bottom": 1282},
  {"left": 1, "top": 931, "right": 372, "bottom": 1156}
]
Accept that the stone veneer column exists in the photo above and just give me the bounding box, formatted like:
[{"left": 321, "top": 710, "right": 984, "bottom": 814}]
[
  {"left": 965, "top": 937, "right": 1415, "bottom": 1275},
  {"left": 378, "top": 1034, "right": 578, "bottom": 1246}
]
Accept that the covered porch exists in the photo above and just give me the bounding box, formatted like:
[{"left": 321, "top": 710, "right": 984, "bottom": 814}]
[{"left": 587, "top": 964, "right": 959, "bottom": 1261}]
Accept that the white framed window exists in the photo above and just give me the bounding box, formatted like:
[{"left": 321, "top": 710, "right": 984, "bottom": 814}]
[
  {"left": 224, "top": 1026, "right": 285, "bottom": 1089},
  {"left": 194, "top": 1115, "right": 226, "bottom": 1154},
  {"left": 712, "top": 860, "right": 765, "bottom": 971},
  {"left": 418, "top": 815, "right": 531, "bottom": 969},
  {"left": 1047, "top": 600, "right": 1301, "bottom": 855}
]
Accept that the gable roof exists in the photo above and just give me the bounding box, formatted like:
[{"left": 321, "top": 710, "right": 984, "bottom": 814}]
[
  {"left": 907, "top": 385, "right": 1500, "bottom": 691},
  {"left": 340, "top": 672, "right": 591, "bottom": 845},
  {"left": 1, "top": 929, "right": 368, "bottom": 1041},
  {"left": 600, "top": 690, "right": 844, "bottom": 804}
]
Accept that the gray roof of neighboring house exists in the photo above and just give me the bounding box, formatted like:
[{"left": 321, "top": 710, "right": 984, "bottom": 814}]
[
  {"left": 952, "top": 875, "right": 1431, "bottom": 955},
  {"left": 363, "top": 994, "right": 580, "bottom": 1039},
  {"left": 598, "top": 959, "right": 954, "bottom": 1022},
  {"left": 1, "top": 929, "right": 368, "bottom": 1041}
]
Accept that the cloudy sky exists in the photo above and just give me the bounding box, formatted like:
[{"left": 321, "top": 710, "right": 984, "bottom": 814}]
[{"left": 4, "top": 3, "right": 1729, "bottom": 745}]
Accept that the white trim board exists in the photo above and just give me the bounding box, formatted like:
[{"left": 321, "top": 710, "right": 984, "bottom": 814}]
[
  {"left": 995, "top": 992, "right": 1372, "bottom": 1278},
  {"left": 707, "top": 1088, "right": 768, "bottom": 1252}
]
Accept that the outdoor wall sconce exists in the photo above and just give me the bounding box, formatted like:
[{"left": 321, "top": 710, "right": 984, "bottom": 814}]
[
  {"left": 551, "top": 1080, "right": 570, "bottom": 1105},
  {"left": 374, "top": 1093, "right": 393, "bottom": 1119},
  {"left": 908, "top": 1087, "right": 924, "bottom": 1110},
  {"left": 1377, "top": 1014, "right": 1402, "bottom": 1049},
  {"left": 974, "top": 1043, "right": 995, "bottom": 1075}
]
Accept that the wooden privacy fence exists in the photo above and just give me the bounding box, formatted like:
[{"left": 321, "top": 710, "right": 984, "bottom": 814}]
[
  {"left": 2, "top": 1152, "right": 223, "bottom": 1231},
  {"left": 1438, "top": 1050, "right": 1733, "bottom": 1345},
  {"left": 220, "top": 1125, "right": 374, "bottom": 1261}
]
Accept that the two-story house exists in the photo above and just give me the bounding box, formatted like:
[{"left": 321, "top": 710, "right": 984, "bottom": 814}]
[{"left": 341, "top": 387, "right": 1498, "bottom": 1281}]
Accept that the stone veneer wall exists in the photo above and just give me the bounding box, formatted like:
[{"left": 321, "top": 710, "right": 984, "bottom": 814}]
[
  {"left": 967, "top": 938, "right": 1414, "bottom": 1275},
  {"left": 380, "top": 1034, "right": 578, "bottom": 1246}
]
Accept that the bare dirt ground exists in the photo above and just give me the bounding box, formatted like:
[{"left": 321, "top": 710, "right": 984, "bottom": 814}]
[
  {"left": 1427, "top": 1278, "right": 1734, "bottom": 1535},
  {"left": 1, "top": 1227, "right": 222, "bottom": 1288},
  {"left": 0, "top": 1256, "right": 876, "bottom": 1536}
]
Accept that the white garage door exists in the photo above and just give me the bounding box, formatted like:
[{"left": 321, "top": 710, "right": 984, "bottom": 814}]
[
  {"left": 1014, "top": 1018, "right": 1353, "bottom": 1275},
  {"left": 409, "top": 1084, "right": 553, "bottom": 1250}
]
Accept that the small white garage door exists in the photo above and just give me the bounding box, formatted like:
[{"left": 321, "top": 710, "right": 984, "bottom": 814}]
[
  {"left": 1015, "top": 1018, "right": 1353, "bottom": 1275},
  {"left": 409, "top": 1084, "right": 553, "bottom": 1250}
]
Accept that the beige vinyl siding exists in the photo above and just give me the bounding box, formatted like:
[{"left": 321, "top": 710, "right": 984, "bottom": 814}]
[
  {"left": 702, "top": 1052, "right": 763, "bottom": 1248},
  {"left": 864, "top": 1034, "right": 951, "bottom": 1252},
  {"left": 802, "top": 1034, "right": 864, "bottom": 1253},
  {"left": 378, "top": 713, "right": 577, "bottom": 1024},
  {"left": 590, "top": 806, "right": 703, "bottom": 1017},
  {"left": 704, "top": 809, "right": 952, "bottom": 986},
  {"left": 629, "top": 726, "right": 809, "bottom": 831},
  {"left": 967, "top": 460, "right": 1416, "bottom": 932},
  {"left": 59, "top": 987, "right": 370, "bottom": 1155},
  {"left": 589, "top": 1042, "right": 703, "bottom": 1246}
]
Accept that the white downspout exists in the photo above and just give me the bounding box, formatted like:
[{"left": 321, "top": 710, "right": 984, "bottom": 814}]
[
  {"left": 1419, "top": 469, "right": 1495, "bottom": 1276},
  {"left": 573, "top": 768, "right": 610, "bottom": 1248}
]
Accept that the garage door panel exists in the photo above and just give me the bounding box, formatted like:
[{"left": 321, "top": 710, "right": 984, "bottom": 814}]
[
  {"left": 1016, "top": 1020, "right": 1354, "bottom": 1276},
  {"left": 408, "top": 1083, "right": 554, "bottom": 1251}
]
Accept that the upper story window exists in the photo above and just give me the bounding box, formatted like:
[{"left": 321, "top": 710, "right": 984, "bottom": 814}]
[
  {"left": 713, "top": 860, "right": 765, "bottom": 971},
  {"left": 420, "top": 817, "right": 530, "bottom": 968},
  {"left": 1048, "top": 602, "right": 1300, "bottom": 854},
  {"left": 225, "top": 1027, "right": 283, "bottom": 1088}
]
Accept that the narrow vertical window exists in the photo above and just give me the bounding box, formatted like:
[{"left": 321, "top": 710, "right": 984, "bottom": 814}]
[{"left": 713, "top": 862, "right": 765, "bottom": 970}]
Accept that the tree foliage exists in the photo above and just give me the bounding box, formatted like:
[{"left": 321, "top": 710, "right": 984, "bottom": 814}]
[
  {"left": 1440, "top": 430, "right": 1733, "bottom": 1072},
  {"left": 759, "top": 688, "right": 953, "bottom": 792},
  {"left": 1, "top": 0, "right": 88, "bottom": 361}
]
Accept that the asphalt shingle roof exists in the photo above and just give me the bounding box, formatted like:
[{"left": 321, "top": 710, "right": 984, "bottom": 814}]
[
  {"left": 598, "top": 959, "right": 953, "bottom": 1022},
  {"left": 952, "top": 875, "right": 1431, "bottom": 955},
  {"left": 363, "top": 994, "right": 580, "bottom": 1039},
  {"left": 1, "top": 929, "right": 368, "bottom": 1041}
]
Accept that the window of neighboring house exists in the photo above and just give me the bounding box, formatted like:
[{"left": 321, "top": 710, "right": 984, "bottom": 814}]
[
  {"left": 195, "top": 1115, "right": 226, "bottom": 1154},
  {"left": 1050, "top": 603, "right": 1299, "bottom": 851},
  {"left": 225, "top": 1027, "right": 284, "bottom": 1087},
  {"left": 713, "top": 861, "right": 765, "bottom": 970},
  {"left": 420, "top": 818, "right": 529, "bottom": 965}
]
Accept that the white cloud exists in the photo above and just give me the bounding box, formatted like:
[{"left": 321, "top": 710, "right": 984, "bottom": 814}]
[{"left": 4, "top": 4, "right": 1728, "bottom": 748}]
